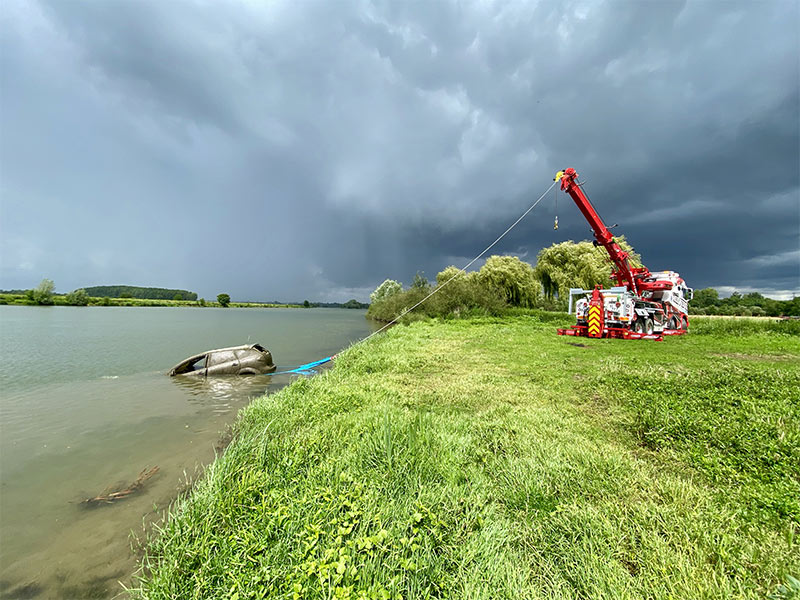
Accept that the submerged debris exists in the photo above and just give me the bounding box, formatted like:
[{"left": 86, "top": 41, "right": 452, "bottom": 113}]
[{"left": 82, "top": 466, "right": 159, "bottom": 506}]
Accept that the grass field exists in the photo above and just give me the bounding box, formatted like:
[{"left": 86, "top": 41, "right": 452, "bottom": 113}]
[{"left": 132, "top": 314, "right": 799, "bottom": 599}]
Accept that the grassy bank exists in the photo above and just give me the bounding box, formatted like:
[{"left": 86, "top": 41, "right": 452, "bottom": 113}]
[
  {"left": 0, "top": 293, "right": 302, "bottom": 308},
  {"left": 133, "top": 315, "right": 799, "bottom": 599}
]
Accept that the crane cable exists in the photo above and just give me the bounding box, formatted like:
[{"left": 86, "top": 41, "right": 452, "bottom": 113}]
[
  {"left": 352, "top": 179, "right": 559, "bottom": 349},
  {"left": 553, "top": 182, "right": 559, "bottom": 230},
  {"left": 267, "top": 178, "right": 558, "bottom": 375}
]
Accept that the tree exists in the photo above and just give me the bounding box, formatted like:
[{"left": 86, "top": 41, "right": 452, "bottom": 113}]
[
  {"left": 173, "top": 293, "right": 183, "bottom": 301},
  {"left": 217, "top": 293, "right": 231, "bottom": 307},
  {"left": 721, "top": 291, "right": 743, "bottom": 308},
  {"left": 691, "top": 288, "right": 719, "bottom": 308},
  {"left": 198, "top": 298, "right": 206, "bottom": 306},
  {"left": 65, "top": 288, "right": 89, "bottom": 306},
  {"left": 31, "top": 279, "right": 55, "bottom": 305},
  {"left": 478, "top": 255, "right": 541, "bottom": 308},
  {"left": 436, "top": 266, "right": 464, "bottom": 286},
  {"left": 430, "top": 265, "right": 505, "bottom": 317},
  {"left": 785, "top": 296, "right": 800, "bottom": 316},
  {"left": 533, "top": 237, "right": 642, "bottom": 309},
  {"left": 763, "top": 298, "right": 781, "bottom": 317},
  {"left": 411, "top": 272, "right": 430, "bottom": 290},
  {"left": 303, "top": 300, "right": 310, "bottom": 308},
  {"left": 370, "top": 279, "right": 402, "bottom": 304},
  {"left": 742, "top": 292, "right": 766, "bottom": 307}
]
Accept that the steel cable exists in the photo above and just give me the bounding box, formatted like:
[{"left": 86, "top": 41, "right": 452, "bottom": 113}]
[
  {"left": 353, "top": 179, "right": 558, "bottom": 348},
  {"left": 268, "top": 178, "right": 558, "bottom": 374}
]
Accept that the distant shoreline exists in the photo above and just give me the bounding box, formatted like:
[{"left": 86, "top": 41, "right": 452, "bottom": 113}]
[{"left": 0, "top": 293, "right": 312, "bottom": 309}]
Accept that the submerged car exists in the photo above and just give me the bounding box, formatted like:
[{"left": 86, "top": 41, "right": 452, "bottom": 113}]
[{"left": 169, "top": 343, "right": 277, "bottom": 376}]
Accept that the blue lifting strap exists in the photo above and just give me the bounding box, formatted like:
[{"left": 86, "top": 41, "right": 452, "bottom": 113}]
[{"left": 269, "top": 355, "right": 335, "bottom": 375}]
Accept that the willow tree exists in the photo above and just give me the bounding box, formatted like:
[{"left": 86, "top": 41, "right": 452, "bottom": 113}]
[
  {"left": 427, "top": 266, "right": 501, "bottom": 316},
  {"left": 370, "top": 279, "right": 402, "bottom": 304},
  {"left": 478, "top": 255, "right": 541, "bottom": 308},
  {"left": 533, "top": 237, "right": 642, "bottom": 307},
  {"left": 29, "top": 278, "right": 55, "bottom": 305}
]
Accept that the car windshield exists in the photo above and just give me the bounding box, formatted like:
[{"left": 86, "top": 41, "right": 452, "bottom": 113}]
[{"left": 172, "top": 354, "right": 207, "bottom": 374}]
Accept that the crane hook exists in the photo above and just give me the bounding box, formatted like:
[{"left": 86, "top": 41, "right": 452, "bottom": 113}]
[{"left": 553, "top": 181, "right": 559, "bottom": 230}]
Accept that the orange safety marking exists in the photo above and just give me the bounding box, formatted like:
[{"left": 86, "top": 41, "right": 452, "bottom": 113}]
[{"left": 588, "top": 305, "right": 603, "bottom": 338}]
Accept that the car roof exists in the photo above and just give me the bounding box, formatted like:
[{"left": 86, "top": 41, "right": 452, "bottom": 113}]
[{"left": 201, "top": 343, "right": 266, "bottom": 354}]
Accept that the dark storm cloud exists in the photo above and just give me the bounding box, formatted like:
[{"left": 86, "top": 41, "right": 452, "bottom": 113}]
[{"left": 1, "top": 0, "right": 797, "bottom": 301}]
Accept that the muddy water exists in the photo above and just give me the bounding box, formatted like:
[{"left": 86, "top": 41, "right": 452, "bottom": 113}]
[{"left": 0, "top": 306, "right": 377, "bottom": 599}]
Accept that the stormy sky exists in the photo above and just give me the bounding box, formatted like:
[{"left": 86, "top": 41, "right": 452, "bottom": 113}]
[{"left": 1, "top": 0, "right": 798, "bottom": 302}]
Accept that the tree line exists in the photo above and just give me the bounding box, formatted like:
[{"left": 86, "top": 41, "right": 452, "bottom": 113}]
[
  {"left": 367, "top": 238, "right": 638, "bottom": 321},
  {"left": 0, "top": 280, "right": 206, "bottom": 306},
  {"left": 367, "top": 239, "right": 799, "bottom": 321},
  {"left": 690, "top": 288, "right": 799, "bottom": 317},
  {"left": 82, "top": 285, "right": 198, "bottom": 301}
]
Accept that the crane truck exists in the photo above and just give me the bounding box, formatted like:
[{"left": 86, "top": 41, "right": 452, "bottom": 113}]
[{"left": 554, "top": 168, "right": 693, "bottom": 341}]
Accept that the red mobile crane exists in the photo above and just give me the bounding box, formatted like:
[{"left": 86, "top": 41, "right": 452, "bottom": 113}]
[{"left": 554, "top": 168, "right": 693, "bottom": 341}]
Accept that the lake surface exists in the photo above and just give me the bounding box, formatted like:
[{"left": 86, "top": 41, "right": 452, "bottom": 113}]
[{"left": 0, "top": 306, "right": 378, "bottom": 599}]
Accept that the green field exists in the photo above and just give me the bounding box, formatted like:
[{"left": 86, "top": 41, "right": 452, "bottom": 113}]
[{"left": 132, "top": 315, "right": 799, "bottom": 599}]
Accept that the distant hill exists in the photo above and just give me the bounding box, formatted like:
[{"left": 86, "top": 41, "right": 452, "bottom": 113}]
[
  {"left": 309, "top": 300, "right": 370, "bottom": 309},
  {"left": 82, "top": 285, "right": 198, "bottom": 301},
  {"left": 248, "top": 300, "right": 370, "bottom": 308}
]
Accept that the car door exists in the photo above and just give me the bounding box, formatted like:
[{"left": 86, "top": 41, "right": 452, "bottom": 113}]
[{"left": 206, "top": 350, "right": 239, "bottom": 375}]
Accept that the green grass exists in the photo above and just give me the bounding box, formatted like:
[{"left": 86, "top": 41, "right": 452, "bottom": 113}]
[{"left": 132, "top": 315, "right": 799, "bottom": 599}]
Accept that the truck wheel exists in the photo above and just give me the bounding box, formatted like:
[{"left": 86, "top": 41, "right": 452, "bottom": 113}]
[
  {"left": 681, "top": 316, "right": 688, "bottom": 331},
  {"left": 668, "top": 317, "right": 678, "bottom": 330},
  {"left": 646, "top": 319, "right": 654, "bottom": 335},
  {"left": 634, "top": 319, "right": 645, "bottom": 334}
]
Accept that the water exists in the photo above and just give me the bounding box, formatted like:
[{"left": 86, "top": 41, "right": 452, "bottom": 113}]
[{"left": 0, "top": 306, "right": 378, "bottom": 599}]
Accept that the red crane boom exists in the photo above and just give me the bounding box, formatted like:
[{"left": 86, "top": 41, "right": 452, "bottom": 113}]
[{"left": 556, "top": 167, "right": 650, "bottom": 295}]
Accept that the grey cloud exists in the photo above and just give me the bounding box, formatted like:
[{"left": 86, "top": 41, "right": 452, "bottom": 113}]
[{"left": 1, "top": 0, "right": 797, "bottom": 301}]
